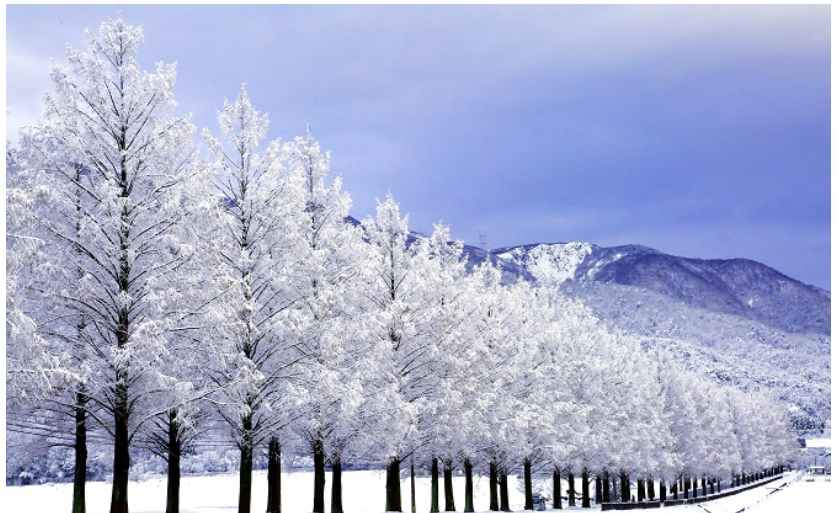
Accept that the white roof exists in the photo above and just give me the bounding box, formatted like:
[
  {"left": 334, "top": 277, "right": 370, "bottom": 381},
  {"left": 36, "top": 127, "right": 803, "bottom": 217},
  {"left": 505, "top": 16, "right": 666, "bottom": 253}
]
[{"left": 806, "top": 438, "right": 831, "bottom": 448}]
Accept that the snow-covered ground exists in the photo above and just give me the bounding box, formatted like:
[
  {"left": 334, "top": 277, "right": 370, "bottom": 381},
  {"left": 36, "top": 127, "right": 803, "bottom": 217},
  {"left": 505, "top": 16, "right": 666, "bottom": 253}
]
[
  {"left": 737, "top": 473, "right": 834, "bottom": 513},
  {"left": 664, "top": 472, "right": 834, "bottom": 513},
  {"left": 3, "top": 469, "right": 527, "bottom": 513},
  {"left": 2, "top": 470, "right": 834, "bottom": 513}
]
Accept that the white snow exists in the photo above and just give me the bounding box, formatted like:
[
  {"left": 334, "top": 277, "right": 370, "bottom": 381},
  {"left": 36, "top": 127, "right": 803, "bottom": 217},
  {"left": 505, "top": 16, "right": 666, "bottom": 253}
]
[
  {"left": 805, "top": 437, "right": 831, "bottom": 448},
  {"left": 662, "top": 472, "right": 834, "bottom": 513},
  {"left": 511, "top": 242, "right": 592, "bottom": 285},
  {"left": 2, "top": 469, "right": 530, "bottom": 513},
  {"left": 747, "top": 473, "right": 834, "bottom": 513},
  {"left": 5, "top": 470, "right": 833, "bottom": 513}
]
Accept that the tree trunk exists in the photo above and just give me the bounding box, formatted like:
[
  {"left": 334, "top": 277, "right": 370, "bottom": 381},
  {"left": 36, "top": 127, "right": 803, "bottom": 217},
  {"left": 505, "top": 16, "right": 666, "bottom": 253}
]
[
  {"left": 619, "top": 473, "right": 629, "bottom": 503},
  {"left": 659, "top": 480, "right": 665, "bottom": 502},
  {"left": 568, "top": 472, "right": 575, "bottom": 507},
  {"left": 165, "top": 411, "right": 181, "bottom": 513},
  {"left": 637, "top": 479, "right": 645, "bottom": 502},
  {"left": 701, "top": 477, "right": 707, "bottom": 496},
  {"left": 266, "top": 437, "right": 282, "bottom": 513},
  {"left": 109, "top": 379, "right": 130, "bottom": 513},
  {"left": 430, "top": 458, "right": 439, "bottom": 513},
  {"left": 238, "top": 415, "right": 254, "bottom": 513},
  {"left": 646, "top": 479, "right": 654, "bottom": 501},
  {"left": 386, "top": 457, "right": 402, "bottom": 512},
  {"left": 670, "top": 482, "right": 677, "bottom": 499},
  {"left": 692, "top": 478, "right": 697, "bottom": 498},
  {"left": 72, "top": 391, "right": 87, "bottom": 513},
  {"left": 111, "top": 160, "right": 133, "bottom": 513},
  {"left": 682, "top": 477, "right": 689, "bottom": 499},
  {"left": 523, "top": 458, "right": 533, "bottom": 511},
  {"left": 553, "top": 469, "right": 563, "bottom": 509},
  {"left": 72, "top": 165, "right": 88, "bottom": 513},
  {"left": 581, "top": 469, "right": 590, "bottom": 508},
  {"left": 443, "top": 459, "right": 455, "bottom": 512},
  {"left": 499, "top": 469, "right": 510, "bottom": 512},
  {"left": 313, "top": 440, "right": 325, "bottom": 513},
  {"left": 464, "top": 459, "right": 474, "bottom": 513},
  {"left": 489, "top": 461, "right": 499, "bottom": 511},
  {"left": 602, "top": 472, "right": 610, "bottom": 502},
  {"left": 165, "top": 447, "right": 180, "bottom": 513},
  {"left": 410, "top": 462, "right": 416, "bottom": 513},
  {"left": 331, "top": 457, "right": 343, "bottom": 513}
]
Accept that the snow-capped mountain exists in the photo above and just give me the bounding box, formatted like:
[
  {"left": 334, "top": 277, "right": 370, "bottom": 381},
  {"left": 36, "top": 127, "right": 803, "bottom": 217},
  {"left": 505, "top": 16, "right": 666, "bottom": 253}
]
[{"left": 491, "top": 241, "right": 830, "bottom": 336}]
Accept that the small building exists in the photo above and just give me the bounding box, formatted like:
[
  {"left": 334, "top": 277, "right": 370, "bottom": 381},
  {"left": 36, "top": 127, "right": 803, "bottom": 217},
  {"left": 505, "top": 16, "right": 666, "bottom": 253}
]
[{"left": 799, "top": 436, "right": 831, "bottom": 474}]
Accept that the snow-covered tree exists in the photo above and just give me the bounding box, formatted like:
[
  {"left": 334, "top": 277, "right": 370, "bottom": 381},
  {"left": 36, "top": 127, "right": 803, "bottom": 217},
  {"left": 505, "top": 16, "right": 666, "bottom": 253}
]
[
  {"left": 5, "top": 148, "right": 67, "bottom": 403},
  {"left": 12, "top": 18, "right": 199, "bottom": 513},
  {"left": 463, "top": 262, "right": 540, "bottom": 512},
  {"left": 687, "top": 378, "right": 741, "bottom": 495},
  {"left": 6, "top": 147, "right": 86, "bottom": 509},
  {"left": 357, "top": 195, "right": 441, "bottom": 512},
  {"left": 411, "top": 225, "right": 478, "bottom": 512},
  {"left": 280, "top": 130, "right": 372, "bottom": 513},
  {"left": 200, "top": 85, "right": 302, "bottom": 513}
]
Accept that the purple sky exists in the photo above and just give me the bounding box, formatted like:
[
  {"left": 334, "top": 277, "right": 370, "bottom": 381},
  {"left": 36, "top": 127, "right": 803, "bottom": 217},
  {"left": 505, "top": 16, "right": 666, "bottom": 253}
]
[{"left": 6, "top": 5, "right": 830, "bottom": 288}]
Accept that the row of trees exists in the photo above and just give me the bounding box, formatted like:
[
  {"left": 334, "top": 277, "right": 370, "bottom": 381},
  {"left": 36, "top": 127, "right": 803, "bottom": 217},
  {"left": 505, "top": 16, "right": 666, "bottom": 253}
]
[{"left": 6, "top": 18, "right": 797, "bottom": 513}]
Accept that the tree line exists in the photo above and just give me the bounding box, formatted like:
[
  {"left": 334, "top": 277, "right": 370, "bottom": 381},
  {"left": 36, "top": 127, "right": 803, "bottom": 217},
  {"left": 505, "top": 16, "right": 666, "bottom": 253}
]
[{"left": 5, "top": 18, "right": 798, "bottom": 513}]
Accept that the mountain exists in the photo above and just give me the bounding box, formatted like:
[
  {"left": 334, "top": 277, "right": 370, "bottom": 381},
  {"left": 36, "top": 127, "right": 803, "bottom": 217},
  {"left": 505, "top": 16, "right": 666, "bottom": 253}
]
[{"left": 492, "top": 241, "right": 830, "bottom": 335}]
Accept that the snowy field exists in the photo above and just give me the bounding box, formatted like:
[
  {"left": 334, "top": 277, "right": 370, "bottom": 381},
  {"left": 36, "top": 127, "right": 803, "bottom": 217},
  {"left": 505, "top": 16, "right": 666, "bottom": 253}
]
[
  {"left": 3, "top": 470, "right": 834, "bottom": 512},
  {"left": 2, "top": 469, "right": 526, "bottom": 513}
]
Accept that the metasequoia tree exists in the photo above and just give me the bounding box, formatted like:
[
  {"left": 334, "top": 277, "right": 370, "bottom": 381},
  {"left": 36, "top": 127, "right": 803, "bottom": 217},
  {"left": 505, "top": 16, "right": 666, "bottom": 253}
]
[
  {"left": 281, "top": 130, "right": 373, "bottom": 513},
  {"left": 358, "top": 196, "right": 443, "bottom": 512},
  {"left": 13, "top": 18, "right": 198, "bottom": 513},
  {"left": 464, "top": 263, "right": 535, "bottom": 513},
  {"left": 201, "top": 85, "right": 302, "bottom": 513},
  {"left": 409, "top": 225, "right": 474, "bottom": 512},
  {"left": 6, "top": 150, "right": 87, "bottom": 511}
]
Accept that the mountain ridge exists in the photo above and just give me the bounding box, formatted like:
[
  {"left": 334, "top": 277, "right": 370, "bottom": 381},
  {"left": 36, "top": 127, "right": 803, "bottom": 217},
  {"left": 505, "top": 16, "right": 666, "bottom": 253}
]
[
  {"left": 348, "top": 215, "right": 829, "bottom": 335},
  {"left": 489, "top": 240, "right": 829, "bottom": 335}
]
